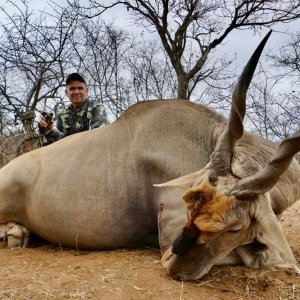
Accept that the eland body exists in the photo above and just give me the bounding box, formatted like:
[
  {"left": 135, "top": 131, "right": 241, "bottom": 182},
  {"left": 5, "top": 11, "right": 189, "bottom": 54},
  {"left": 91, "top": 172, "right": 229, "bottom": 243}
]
[{"left": 1, "top": 31, "right": 300, "bottom": 281}]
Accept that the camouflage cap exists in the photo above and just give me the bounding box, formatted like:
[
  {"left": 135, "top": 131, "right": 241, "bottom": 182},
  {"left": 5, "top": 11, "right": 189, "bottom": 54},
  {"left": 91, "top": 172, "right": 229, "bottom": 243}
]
[{"left": 66, "top": 73, "right": 86, "bottom": 85}]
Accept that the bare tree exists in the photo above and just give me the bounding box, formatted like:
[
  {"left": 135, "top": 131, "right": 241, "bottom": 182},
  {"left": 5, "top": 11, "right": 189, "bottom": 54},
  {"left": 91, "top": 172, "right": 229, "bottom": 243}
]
[
  {"left": 70, "top": 0, "right": 300, "bottom": 99},
  {"left": 66, "top": 17, "right": 136, "bottom": 118},
  {"left": 125, "top": 38, "right": 177, "bottom": 101},
  {"left": 269, "top": 31, "right": 300, "bottom": 78},
  {"left": 0, "top": 0, "right": 81, "bottom": 162},
  {"left": 204, "top": 29, "right": 300, "bottom": 142},
  {"left": 206, "top": 63, "right": 300, "bottom": 141},
  {"left": 0, "top": 0, "right": 78, "bottom": 117}
]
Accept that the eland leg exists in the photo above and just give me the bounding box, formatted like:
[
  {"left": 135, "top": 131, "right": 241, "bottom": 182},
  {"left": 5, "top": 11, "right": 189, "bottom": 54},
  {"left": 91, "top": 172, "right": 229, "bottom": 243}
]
[
  {"left": 0, "top": 222, "right": 30, "bottom": 249},
  {"left": 236, "top": 242, "right": 297, "bottom": 270}
]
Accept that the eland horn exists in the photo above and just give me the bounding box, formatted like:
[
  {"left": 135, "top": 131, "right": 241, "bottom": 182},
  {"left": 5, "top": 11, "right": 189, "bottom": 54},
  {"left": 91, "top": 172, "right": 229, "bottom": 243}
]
[
  {"left": 209, "top": 30, "right": 272, "bottom": 180},
  {"left": 231, "top": 130, "right": 300, "bottom": 198}
]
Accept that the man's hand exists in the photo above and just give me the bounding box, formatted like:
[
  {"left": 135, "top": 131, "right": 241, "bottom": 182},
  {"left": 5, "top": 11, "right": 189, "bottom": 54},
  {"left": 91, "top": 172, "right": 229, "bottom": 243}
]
[{"left": 39, "top": 112, "right": 54, "bottom": 133}]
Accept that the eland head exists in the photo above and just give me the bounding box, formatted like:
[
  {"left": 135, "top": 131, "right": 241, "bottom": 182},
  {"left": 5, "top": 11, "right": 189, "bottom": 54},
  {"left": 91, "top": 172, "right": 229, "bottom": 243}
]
[{"left": 156, "top": 31, "right": 300, "bottom": 280}]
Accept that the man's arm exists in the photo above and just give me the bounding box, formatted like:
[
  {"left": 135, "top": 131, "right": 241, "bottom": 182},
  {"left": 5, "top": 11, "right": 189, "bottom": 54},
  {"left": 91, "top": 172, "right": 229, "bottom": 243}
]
[
  {"left": 39, "top": 114, "right": 65, "bottom": 145},
  {"left": 89, "top": 103, "right": 109, "bottom": 129}
]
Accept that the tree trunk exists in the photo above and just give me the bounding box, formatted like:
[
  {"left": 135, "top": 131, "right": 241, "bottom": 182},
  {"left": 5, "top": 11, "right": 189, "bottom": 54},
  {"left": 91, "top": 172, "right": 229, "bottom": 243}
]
[{"left": 176, "top": 74, "right": 189, "bottom": 100}]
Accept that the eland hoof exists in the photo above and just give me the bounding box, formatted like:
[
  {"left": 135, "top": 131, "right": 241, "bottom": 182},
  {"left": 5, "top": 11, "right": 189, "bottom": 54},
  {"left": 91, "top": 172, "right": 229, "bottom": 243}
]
[{"left": 0, "top": 222, "right": 30, "bottom": 249}]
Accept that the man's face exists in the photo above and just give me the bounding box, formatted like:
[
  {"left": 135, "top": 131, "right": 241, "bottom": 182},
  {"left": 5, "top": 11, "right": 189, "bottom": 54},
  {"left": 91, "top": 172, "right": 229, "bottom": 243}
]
[{"left": 65, "top": 80, "right": 88, "bottom": 108}]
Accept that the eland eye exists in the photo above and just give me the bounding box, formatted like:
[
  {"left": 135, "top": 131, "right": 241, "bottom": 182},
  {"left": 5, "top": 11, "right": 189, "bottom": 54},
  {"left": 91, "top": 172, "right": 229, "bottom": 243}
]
[{"left": 229, "top": 225, "right": 242, "bottom": 232}]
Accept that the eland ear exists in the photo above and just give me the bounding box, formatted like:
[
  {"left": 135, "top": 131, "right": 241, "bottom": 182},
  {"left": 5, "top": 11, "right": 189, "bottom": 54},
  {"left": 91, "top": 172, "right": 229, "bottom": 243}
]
[
  {"left": 182, "top": 189, "right": 204, "bottom": 204},
  {"left": 153, "top": 171, "right": 203, "bottom": 190}
]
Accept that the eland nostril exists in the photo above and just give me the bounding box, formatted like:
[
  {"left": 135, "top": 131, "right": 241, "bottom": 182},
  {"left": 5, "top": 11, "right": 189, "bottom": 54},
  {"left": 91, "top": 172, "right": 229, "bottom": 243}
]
[
  {"left": 166, "top": 254, "right": 195, "bottom": 281},
  {"left": 168, "top": 271, "right": 181, "bottom": 281},
  {"left": 167, "top": 265, "right": 189, "bottom": 281},
  {"left": 167, "top": 267, "right": 198, "bottom": 281}
]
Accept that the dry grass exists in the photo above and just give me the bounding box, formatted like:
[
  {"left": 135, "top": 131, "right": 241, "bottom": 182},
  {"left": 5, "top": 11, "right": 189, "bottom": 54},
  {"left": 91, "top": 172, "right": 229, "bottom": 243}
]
[
  {"left": 1, "top": 244, "right": 299, "bottom": 300},
  {"left": 1, "top": 203, "right": 300, "bottom": 299}
]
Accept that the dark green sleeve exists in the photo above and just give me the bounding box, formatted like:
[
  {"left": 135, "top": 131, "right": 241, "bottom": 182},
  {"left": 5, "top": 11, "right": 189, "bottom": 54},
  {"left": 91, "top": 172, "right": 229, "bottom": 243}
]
[{"left": 90, "top": 103, "right": 109, "bottom": 129}]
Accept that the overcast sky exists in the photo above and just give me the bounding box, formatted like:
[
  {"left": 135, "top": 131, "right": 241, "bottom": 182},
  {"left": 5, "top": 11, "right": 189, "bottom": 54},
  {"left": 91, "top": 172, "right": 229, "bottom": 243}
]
[{"left": 1, "top": 0, "right": 298, "bottom": 80}]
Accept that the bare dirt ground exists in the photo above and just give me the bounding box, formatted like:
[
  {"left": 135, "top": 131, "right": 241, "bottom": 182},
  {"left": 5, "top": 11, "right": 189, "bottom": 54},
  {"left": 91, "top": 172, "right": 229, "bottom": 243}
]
[{"left": 1, "top": 202, "right": 300, "bottom": 300}]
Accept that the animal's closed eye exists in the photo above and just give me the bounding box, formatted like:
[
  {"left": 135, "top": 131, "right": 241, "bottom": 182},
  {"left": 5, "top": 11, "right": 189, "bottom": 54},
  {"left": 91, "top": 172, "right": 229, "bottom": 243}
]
[{"left": 228, "top": 225, "right": 242, "bottom": 232}]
